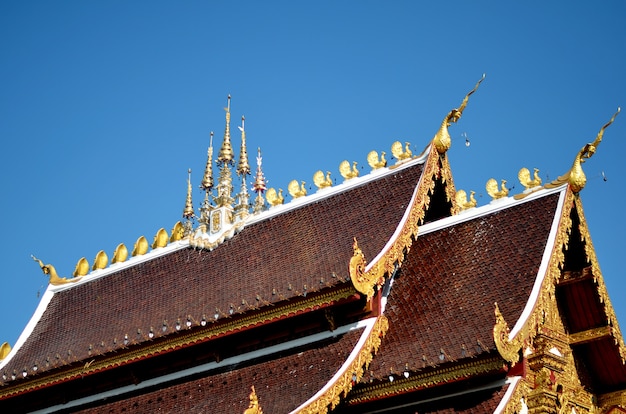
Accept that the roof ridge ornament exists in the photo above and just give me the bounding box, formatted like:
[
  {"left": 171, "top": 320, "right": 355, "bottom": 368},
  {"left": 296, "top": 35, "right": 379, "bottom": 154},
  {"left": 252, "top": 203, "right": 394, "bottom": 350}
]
[
  {"left": 252, "top": 147, "right": 267, "bottom": 212},
  {"left": 31, "top": 255, "right": 83, "bottom": 285},
  {"left": 217, "top": 95, "right": 234, "bottom": 166},
  {"left": 546, "top": 107, "right": 620, "bottom": 193},
  {"left": 200, "top": 131, "right": 214, "bottom": 192},
  {"left": 433, "top": 73, "right": 485, "bottom": 155}
]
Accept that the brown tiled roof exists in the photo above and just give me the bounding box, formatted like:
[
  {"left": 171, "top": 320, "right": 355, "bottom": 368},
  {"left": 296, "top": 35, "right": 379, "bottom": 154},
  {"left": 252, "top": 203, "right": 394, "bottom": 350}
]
[
  {"left": 367, "top": 192, "right": 561, "bottom": 379},
  {"left": 1, "top": 162, "right": 424, "bottom": 385},
  {"left": 67, "top": 327, "right": 365, "bottom": 413}
]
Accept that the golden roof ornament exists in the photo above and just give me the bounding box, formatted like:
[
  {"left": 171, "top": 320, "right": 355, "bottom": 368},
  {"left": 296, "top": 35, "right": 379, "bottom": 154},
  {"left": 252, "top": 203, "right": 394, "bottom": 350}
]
[
  {"left": 266, "top": 188, "right": 284, "bottom": 206},
  {"left": 73, "top": 257, "right": 89, "bottom": 276},
  {"left": 200, "top": 131, "right": 214, "bottom": 192},
  {"left": 237, "top": 116, "right": 251, "bottom": 176},
  {"left": 0, "top": 342, "right": 11, "bottom": 361},
  {"left": 112, "top": 243, "right": 128, "bottom": 264},
  {"left": 251, "top": 147, "right": 267, "bottom": 213},
  {"left": 217, "top": 95, "right": 235, "bottom": 166},
  {"left": 32, "top": 255, "right": 83, "bottom": 285},
  {"left": 132, "top": 236, "right": 149, "bottom": 256},
  {"left": 546, "top": 107, "right": 620, "bottom": 193},
  {"left": 313, "top": 170, "right": 332, "bottom": 190},
  {"left": 339, "top": 160, "right": 359, "bottom": 181},
  {"left": 183, "top": 168, "right": 195, "bottom": 220},
  {"left": 367, "top": 150, "right": 386, "bottom": 170},
  {"left": 486, "top": 178, "right": 509, "bottom": 200},
  {"left": 92, "top": 250, "right": 108, "bottom": 270},
  {"left": 455, "top": 189, "right": 477, "bottom": 210},
  {"left": 288, "top": 180, "right": 307, "bottom": 198},
  {"left": 391, "top": 141, "right": 412, "bottom": 163},
  {"left": 518, "top": 167, "right": 542, "bottom": 190},
  {"left": 433, "top": 73, "right": 485, "bottom": 155},
  {"left": 243, "top": 385, "right": 263, "bottom": 414}
]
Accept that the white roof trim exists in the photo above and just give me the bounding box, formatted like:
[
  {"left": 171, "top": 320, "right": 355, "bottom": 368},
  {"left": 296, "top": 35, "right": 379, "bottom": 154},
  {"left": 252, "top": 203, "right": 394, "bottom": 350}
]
[
  {"left": 493, "top": 376, "right": 523, "bottom": 414},
  {"left": 291, "top": 317, "right": 378, "bottom": 413},
  {"left": 508, "top": 188, "right": 567, "bottom": 339},
  {"left": 31, "top": 318, "right": 374, "bottom": 414}
]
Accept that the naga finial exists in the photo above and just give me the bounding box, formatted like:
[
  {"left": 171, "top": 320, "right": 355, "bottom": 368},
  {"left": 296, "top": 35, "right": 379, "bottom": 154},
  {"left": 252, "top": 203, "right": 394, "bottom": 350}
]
[
  {"left": 32, "top": 255, "right": 82, "bottom": 285},
  {"left": 546, "top": 107, "right": 620, "bottom": 193},
  {"left": 433, "top": 73, "right": 485, "bottom": 154}
]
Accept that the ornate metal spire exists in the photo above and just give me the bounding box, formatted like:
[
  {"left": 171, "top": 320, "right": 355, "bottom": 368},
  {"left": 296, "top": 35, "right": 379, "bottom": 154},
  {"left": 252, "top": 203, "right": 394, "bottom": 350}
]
[
  {"left": 252, "top": 147, "right": 267, "bottom": 213},
  {"left": 235, "top": 116, "right": 251, "bottom": 221},
  {"left": 200, "top": 131, "right": 214, "bottom": 192},
  {"left": 237, "top": 116, "right": 251, "bottom": 176},
  {"left": 183, "top": 168, "right": 195, "bottom": 220},
  {"left": 217, "top": 95, "right": 234, "bottom": 166}
]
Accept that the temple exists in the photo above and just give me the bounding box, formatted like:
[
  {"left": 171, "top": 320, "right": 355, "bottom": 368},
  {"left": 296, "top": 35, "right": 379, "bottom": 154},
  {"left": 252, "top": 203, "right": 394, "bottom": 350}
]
[{"left": 1, "top": 79, "right": 625, "bottom": 413}]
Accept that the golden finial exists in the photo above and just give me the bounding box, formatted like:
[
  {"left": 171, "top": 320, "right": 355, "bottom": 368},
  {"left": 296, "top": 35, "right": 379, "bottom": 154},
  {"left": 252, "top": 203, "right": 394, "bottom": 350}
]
[
  {"left": 433, "top": 74, "right": 485, "bottom": 154},
  {"left": 455, "top": 189, "right": 477, "bottom": 210},
  {"left": 367, "top": 150, "right": 387, "bottom": 170},
  {"left": 313, "top": 170, "right": 332, "bottom": 190},
  {"left": 200, "top": 132, "right": 214, "bottom": 192},
  {"left": 518, "top": 167, "right": 542, "bottom": 190},
  {"left": 217, "top": 95, "right": 234, "bottom": 166},
  {"left": 251, "top": 147, "right": 267, "bottom": 213},
  {"left": 288, "top": 180, "right": 307, "bottom": 198},
  {"left": 112, "top": 243, "right": 128, "bottom": 264},
  {"left": 73, "top": 257, "right": 90, "bottom": 276},
  {"left": 132, "top": 236, "right": 149, "bottom": 257},
  {"left": 0, "top": 342, "right": 11, "bottom": 361},
  {"left": 546, "top": 107, "right": 620, "bottom": 193},
  {"left": 31, "top": 255, "right": 82, "bottom": 285},
  {"left": 339, "top": 160, "right": 359, "bottom": 181},
  {"left": 92, "top": 250, "right": 108, "bottom": 270},
  {"left": 237, "top": 116, "right": 251, "bottom": 176},
  {"left": 391, "top": 141, "right": 412, "bottom": 163},
  {"left": 152, "top": 228, "right": 168, "bottom": 249},
  {"left": 243, "top": 386, "right": 263, "bottom": 414},
  {"left": 183, "top": 168, "right": 195, "bottom": 220},
  {"left": 486, "top": 178, "right": 509, "bottom": 200}
]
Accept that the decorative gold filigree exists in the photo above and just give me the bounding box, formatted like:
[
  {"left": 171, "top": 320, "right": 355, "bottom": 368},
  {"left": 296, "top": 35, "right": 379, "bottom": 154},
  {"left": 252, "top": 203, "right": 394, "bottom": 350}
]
[
  {"left": 243, "top": 385, "right": 263, "bottom": 414},
  {"left": 73, "top": 257, "right": 90, "bottom": 277},
  {"left": 349, "top": 238, "right": 379, "bottom": 300},
  {"left": 170, "top": 221, "right": 185, "bottom": 242},
  {"left": 132, "top": 235, "right": 149, "bottom": 256},
  {"left": 493, "top": 302, "right": 523, "bottom": 364},
  {"left": 265, "top": 188, "right": 284, "bottom": 207},
  {"left": 31, "top": 255, "right": 83, "bottom": 286},
  {"left": 92, "top": 250, "right": 108, "bottom": 270},
  {"left": 111, "top": 243, "right": 128, "bottom": 264},
  {"left": 391, "top": 141, "right": 412, "bottom": 163},
  {"left": 433, "top": 74, "right": 485, "bottom": 154},
  {"left": 152, "top": 228, "right": 168, "bottom": 249},
  {"left": 344, "top": 355, "right": 505, "bottom": 405},
  {"left": 294, "top": 316, "right": 389, "bottom": 414}
]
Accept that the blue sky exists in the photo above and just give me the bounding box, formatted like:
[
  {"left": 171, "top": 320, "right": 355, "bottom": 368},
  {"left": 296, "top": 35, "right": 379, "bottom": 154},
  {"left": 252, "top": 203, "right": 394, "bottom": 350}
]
[{"left": 1, "top": 2, "right": 625, "bottom": 347}]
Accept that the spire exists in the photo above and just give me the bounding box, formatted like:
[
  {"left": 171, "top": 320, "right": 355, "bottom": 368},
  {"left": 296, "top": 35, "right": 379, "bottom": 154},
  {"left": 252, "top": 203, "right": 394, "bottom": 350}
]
[
  {"left": 235, "top": 116, "right": 251, "bottom": 221},
  {"left": 237, "top": 116, "right": 251, "bottom": 176},
  {"left": 183, "top": 168, "right": 194, "bottom": 220},
  {"left": 217, "top": 95, "right": 234, "bottom": 166},
  {"left": 252, "top": 147, "right": 267, "bottom": 213},
  {"left": 200, "top": 131, "right": 214, "bottom": 192}
]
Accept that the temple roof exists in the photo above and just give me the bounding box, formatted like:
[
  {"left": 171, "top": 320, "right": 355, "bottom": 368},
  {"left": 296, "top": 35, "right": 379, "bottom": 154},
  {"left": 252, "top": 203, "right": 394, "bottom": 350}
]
[{"left": 0, "top": 154, "right": 426, "bottom": 397}]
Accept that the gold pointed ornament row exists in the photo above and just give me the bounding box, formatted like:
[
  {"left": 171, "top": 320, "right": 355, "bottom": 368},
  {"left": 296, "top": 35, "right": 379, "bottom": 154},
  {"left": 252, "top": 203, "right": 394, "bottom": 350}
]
[{"left": 31, "top": 223, "right": 186, "bottom": 286}]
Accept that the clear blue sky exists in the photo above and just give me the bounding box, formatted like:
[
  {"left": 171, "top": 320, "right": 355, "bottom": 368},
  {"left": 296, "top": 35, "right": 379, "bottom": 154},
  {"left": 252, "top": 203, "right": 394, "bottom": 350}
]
[{"left": 1, "top": 2, "right": 625, "bottom": 347}]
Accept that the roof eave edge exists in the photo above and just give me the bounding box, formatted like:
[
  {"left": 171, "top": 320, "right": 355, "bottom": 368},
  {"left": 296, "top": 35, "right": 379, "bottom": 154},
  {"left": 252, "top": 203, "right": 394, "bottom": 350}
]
[{"left": 291, "top": 315, "right": 389, "bottom": 414}]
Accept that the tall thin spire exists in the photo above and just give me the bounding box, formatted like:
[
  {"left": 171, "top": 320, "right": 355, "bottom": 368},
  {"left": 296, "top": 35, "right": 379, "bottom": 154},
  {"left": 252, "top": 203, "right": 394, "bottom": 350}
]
[
  {"left": 217, "top": 95, "right": 234, "bottom": 166},
  {"left": 200, "top": 131, "right": 214, "bottom": 192},
  {"left": 237, "top": 116, "right": 251, "bottom": 176},
  {"left": 252, "top": 147, "right": 267, "bottom": 213},
  {"left": 182, "top": 168, "right": 195, "bottom": 235}
]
